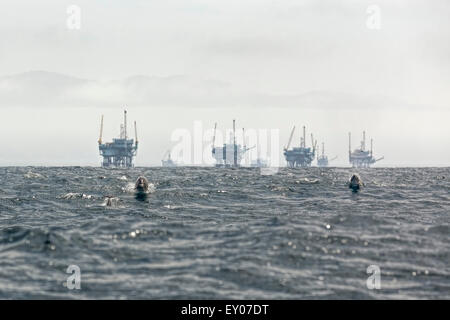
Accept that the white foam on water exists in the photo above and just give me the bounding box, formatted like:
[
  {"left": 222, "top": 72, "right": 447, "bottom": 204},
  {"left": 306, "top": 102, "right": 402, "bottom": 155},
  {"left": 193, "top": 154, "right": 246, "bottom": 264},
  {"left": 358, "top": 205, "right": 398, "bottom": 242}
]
[
  {"left": 122, "top": 182, "right": 136, "bottom": 193},
  {"left": 60, "top": 193, "right": 94, "bottom": 200},
  {"left": 24, "top": 171, "right": 44, "bottom": 179},
  {"left": 296, "top": 178, "right": 320, "bottom": 184},
  {"left": 101, "top": 196, "right": 121, "bottom": 207},
  {"left": 122, "top": 181, "right": 156, "bottom": 194}
]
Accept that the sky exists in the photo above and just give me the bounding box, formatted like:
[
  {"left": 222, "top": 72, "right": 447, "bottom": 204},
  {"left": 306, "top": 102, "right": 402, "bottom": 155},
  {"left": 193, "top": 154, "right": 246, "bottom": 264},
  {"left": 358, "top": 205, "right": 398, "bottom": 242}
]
[{"left": 0, "top": 0, "right": 449, "bottom": 166}]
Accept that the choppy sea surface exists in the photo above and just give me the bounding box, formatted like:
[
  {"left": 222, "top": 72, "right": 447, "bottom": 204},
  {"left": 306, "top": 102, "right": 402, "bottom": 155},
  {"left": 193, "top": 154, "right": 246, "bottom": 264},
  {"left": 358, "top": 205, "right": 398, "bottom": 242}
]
[{"left": 0, "top": 166, "right": 448, "bottom": 299}]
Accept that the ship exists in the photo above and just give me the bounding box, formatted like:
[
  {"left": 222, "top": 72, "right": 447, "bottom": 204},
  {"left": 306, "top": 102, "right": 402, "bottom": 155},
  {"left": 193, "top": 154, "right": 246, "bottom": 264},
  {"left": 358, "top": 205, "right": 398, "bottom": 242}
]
[
  {"left": 98, "top": 110, "right": 138, "bottom": 168},
  {"left": 283, "top": 126, "right": 317, "bottom": 168},
  {"left": 211, "top": 120, "right": 252, "bottom": 167},
  {"left": 317, "top": 142, "right": 337, "bottom": 167},
  {"left": 348, "top": 131, "right": 384, "bottom": 168}
]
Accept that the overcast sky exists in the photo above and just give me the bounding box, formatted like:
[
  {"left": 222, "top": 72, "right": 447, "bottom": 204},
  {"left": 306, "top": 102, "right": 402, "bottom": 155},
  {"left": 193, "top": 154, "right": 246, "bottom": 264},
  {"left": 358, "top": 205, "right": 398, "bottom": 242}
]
[{"left": 0, "top": 0, "right": 449, "bottom": 166}]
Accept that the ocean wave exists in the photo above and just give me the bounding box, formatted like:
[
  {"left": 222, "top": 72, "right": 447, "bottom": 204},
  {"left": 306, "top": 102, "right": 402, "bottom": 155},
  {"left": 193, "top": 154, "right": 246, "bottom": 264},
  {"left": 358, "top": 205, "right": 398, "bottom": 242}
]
[{"left": 0, "top": 166, "right": 448, "bottom": 299}]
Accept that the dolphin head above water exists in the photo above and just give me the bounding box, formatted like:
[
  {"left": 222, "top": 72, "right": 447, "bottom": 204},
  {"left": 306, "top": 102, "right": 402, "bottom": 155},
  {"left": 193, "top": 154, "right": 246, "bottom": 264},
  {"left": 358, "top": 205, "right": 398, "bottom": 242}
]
[{"left": 135, "top": 176, "right": 149, "bottom": 193}]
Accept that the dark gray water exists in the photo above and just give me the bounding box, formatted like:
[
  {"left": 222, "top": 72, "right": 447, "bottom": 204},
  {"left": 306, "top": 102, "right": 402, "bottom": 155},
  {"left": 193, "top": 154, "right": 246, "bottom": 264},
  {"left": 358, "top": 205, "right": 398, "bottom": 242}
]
[{"left": 0, "top": 167, "right": 448, "bottom": 299}]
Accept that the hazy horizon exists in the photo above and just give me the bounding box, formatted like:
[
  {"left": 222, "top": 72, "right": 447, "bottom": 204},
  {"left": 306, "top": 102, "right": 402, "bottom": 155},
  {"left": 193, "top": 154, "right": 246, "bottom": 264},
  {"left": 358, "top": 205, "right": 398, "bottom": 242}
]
[{"left": 0, "top": 0, "right": 449, "bottom": 167}]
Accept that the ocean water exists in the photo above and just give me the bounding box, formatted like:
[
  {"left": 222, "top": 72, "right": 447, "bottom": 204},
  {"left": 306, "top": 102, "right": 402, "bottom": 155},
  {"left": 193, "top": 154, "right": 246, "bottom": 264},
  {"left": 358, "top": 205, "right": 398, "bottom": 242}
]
[{"left": 0, "top": 166, "right": 448, "bottom": 299}]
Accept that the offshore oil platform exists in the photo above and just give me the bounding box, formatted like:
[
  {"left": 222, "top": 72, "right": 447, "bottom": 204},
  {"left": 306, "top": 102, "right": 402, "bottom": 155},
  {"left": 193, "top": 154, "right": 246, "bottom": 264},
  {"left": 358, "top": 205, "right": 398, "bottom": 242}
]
[
  {"left": 250, "top": 142, "right": 268, "bottom": 168},
  {"left": 98, "top": 110, "right": 138, "bottom": 168},
  {"left": 161, "top": 150, "right": 177, "bottom": 167},
  {"left": 283, "top": 126, "right": 317, "bottom": 168},
  {"left": 348, "top": 131, "right": 384, "bottom": 168},
  {"left": 250, "top": 158, "right": 268, "bottom": 168},
  {"left": 317, "top": 142, "right": 337, "bottom": 167},
  {"left": 211, "top": 120, "right": 252, "bottom": 167}
]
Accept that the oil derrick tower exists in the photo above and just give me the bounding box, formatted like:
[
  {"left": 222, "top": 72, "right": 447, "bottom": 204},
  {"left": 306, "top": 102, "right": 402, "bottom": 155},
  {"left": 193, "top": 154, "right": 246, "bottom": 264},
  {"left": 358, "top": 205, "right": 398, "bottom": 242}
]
[
  {"left": 211, "top": 120, "right": 252, "bottom": 167},
  {"left": 348, "top": 131, "right": 383, "bottom": 168},
  {"left": 317, "top": 142, "right": 337, "bottom": 167},
  {"left": 283, "top": 126, "right": 317, "bottom": 168},
  {"left": 98, "top": 110, "right": 138, "bottom": 168}
]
